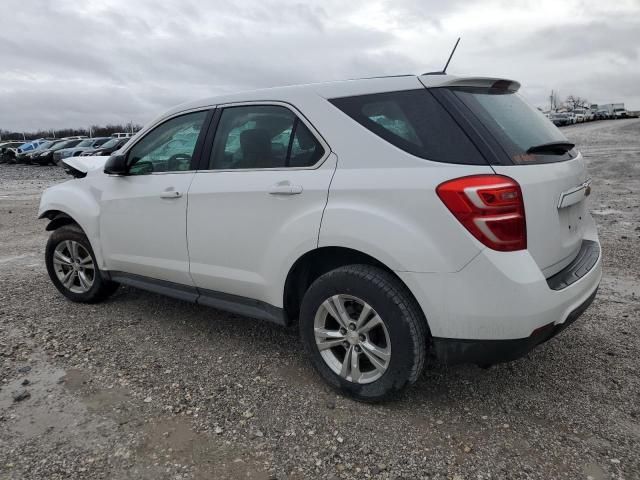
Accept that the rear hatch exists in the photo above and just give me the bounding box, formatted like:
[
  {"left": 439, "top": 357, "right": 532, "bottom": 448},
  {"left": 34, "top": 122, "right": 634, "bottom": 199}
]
[{"left": 432, "top": 81, "right": 591, "bottom": 277}]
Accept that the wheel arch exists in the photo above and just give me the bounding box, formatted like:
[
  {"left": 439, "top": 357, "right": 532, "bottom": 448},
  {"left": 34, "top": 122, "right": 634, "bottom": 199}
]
[
  {"left": 38, "top": 183, "right": 104, "bottom": 268},
  {"left": 283, "top": 246, "right": 429, "bottom": 335},
  {"left": 40, "top": 210, "right": 79, "bottom": 231}
]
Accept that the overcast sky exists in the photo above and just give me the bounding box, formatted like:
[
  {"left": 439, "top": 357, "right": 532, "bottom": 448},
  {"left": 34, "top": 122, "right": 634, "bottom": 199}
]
[{"left": 2, "top": 0, "right": 639, "bottom": 131}]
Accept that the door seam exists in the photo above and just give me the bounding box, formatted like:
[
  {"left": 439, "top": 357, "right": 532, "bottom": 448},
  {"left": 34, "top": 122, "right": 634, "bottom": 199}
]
[
  {"left": 185, "top": 172, "right": 199, "bottom": 288},
  {"left": 316, "top": 152, "right": 339, "bottom": 248}
]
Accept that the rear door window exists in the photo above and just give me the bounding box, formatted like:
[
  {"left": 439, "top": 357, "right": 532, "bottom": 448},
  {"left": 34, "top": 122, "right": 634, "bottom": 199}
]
[
  {"left": 329, "top": 89, "right": 484, "bottom": 165},
  {"left": 289, "top": 120, "right": 325, "bottom": 167},
  {"left": 208, "top": 105, "right": 325, "bottom": 170}
]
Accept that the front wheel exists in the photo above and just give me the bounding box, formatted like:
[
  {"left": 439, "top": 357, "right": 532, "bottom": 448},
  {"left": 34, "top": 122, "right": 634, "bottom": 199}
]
[
  {"left": 45, "top": 225, "right": 119, "bottom": 303},
  {"left": 300, "top": 265, "right": 428, "bottom": 402}
]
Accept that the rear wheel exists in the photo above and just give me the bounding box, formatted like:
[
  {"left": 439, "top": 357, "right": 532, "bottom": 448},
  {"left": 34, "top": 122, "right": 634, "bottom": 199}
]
[
  {"left": 300, "top": 265, "right": 427, "bottom": 401},
  {"left": 45, "top": 225, "right": 119, "bottom": 303}
]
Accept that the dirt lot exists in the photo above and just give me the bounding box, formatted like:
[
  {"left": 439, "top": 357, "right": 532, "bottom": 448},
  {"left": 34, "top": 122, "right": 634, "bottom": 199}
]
[{"left": 1, "top": 119, "right": 639, "bottom": 480}]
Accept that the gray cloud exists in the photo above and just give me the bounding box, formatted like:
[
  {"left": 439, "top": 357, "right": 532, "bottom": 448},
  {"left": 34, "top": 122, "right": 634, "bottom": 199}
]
[{"left": 1, "top": 0, "right": 639, "bottom": 131}]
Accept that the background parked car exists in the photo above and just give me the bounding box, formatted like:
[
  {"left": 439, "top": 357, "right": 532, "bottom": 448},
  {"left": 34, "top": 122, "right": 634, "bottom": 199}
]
[
  {"left": 80, "top": 137, "right": 129, "bottom": 156},
  {"left": 16, "top": 140, "right": 56, "bottom": 164},
  {"left": 31, "top": 138, "right": 83, "bottom": 165},
  {"left": 16, "top": 138, "right": 49, "bottom": 155},
  {"left": 53, "top": 137, "right": 111, "bottom": 165},
  {"left": 550, "top": 112, "right": 571, "bottom": 126},
  {"left": 0, "top": 141, "right": 24, "bottom": 163},
  {"left": 573, "top": 108, "right": 586, "bottom": 123}
]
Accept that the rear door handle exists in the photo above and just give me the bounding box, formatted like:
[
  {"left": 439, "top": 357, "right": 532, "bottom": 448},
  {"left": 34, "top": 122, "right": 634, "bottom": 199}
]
[
  {"left": 160, "top": 190, "right": 182, "bottom": 199},
  {"left": 268, "top": 184, "right": 303, "bottom": 195}
]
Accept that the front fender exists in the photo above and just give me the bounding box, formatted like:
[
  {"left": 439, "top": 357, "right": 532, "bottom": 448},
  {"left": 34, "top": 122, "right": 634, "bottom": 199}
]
[{"left": 38, "top": 181, "right": 105, "bottom": 268}]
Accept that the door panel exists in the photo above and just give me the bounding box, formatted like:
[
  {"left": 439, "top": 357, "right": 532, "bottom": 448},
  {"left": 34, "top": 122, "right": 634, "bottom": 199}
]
[
  {"left": 99, "top": 173, "right": 196, "bottom": 285},
  {"left": 187, "top": 155, "right": 336, "bottom": 306},
  {"left": 98, "top": 109, "right": 211, "bottom": 285}
]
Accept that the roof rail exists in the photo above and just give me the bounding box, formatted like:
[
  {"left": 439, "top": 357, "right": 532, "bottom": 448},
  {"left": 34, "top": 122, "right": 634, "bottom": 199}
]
[{"left": 345, "top": 74, "right": 414, "bottom": 81}]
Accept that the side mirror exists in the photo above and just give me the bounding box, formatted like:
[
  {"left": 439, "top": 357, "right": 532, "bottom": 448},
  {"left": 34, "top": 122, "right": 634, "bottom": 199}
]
[{"left": 104, "top": 153, "right": 127, "bottom": 175}]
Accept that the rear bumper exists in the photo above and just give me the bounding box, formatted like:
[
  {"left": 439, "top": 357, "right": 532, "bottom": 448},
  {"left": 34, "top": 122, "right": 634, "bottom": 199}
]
[
  {"left": 431, "top": 287, "right": 598, "bottom": 365},
  {"left": 397, "top": 233, "right": 602, "bottom": 359}
]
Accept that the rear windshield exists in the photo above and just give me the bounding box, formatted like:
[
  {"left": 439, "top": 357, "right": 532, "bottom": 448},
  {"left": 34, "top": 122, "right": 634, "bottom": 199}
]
[
  {"left": 330, "top": 89, "right": 484, "bottom": 165},
  {"left": 450, "top": 87, "right": 574, "bottom": 164}
]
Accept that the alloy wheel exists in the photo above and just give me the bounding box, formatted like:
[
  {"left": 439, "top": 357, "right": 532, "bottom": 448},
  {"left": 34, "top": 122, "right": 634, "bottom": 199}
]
[
  {"left": 53, "top": 240, "right": 95, "bottom": 294},
  {"left": 314, "top": 294, "right": 391, "bottom": 384}
]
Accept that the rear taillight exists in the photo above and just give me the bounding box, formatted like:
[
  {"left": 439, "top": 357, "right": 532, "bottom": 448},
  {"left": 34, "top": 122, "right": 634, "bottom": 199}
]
[{"left": 436, "top": 175, "right": 526, "bottom": 252}]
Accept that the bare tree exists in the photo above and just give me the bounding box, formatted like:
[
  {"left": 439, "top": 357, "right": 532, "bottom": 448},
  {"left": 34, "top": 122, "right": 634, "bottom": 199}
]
[{"left": 564, "top": 95, "right": 590, "bottom": 111}]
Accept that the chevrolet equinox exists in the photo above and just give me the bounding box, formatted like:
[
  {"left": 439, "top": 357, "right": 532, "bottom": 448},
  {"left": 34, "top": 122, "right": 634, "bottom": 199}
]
[{"left": 39, "top": 74, "right": 601, "bottom": 401}]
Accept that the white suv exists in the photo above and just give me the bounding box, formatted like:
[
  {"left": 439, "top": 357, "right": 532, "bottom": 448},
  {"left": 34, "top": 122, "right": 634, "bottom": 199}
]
[{"left": 39, "top": 75, "right": 601, "bottom": 401}]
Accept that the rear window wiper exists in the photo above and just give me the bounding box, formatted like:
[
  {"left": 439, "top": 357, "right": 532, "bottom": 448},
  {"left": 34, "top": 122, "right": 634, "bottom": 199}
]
[{"left": 526, "top": 141, "right": 575, "bottom": 155}]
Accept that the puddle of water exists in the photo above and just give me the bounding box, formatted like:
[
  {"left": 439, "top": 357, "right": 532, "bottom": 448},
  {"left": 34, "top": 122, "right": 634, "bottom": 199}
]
[
  {"left": 583, "top": 462, "right": 608, "bottom": 480},
  {"left": 140, "top": 416, "right": 270, "bottom": 480},
  {"left": 0, "top": 363, "right": 101, "bottom": 443}
]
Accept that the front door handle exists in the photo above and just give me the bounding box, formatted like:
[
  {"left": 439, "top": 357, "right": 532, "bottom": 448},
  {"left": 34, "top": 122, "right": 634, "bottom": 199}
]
[
  {"left": 268, "top": 184, "right": 303, "bottom": 195},
  {"left": 160, "top": 190, "right": 182, "bottom": 199}
]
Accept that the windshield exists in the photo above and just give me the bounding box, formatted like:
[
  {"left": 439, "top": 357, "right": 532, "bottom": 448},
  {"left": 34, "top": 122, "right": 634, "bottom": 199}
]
[
  {"left": 77, "top": 139, "right": 94, "bottom": 147},
  {"left": 100, "top": 138, "right": 121, "bottom": 148},
  {"left": 58, "top": 139, "right": 81, "bottom": 150},
  {"left": 51, "top": 140, "right": 71, "bottom": 150},
  {"left": 45, "top": 141, "right": 65, "bottom": 150},
  {"left": 451, "top": 87, "right": 572, "bottom": 163},
  {"left": 92, "top": 138, "right": 110, "bottom": 147}
]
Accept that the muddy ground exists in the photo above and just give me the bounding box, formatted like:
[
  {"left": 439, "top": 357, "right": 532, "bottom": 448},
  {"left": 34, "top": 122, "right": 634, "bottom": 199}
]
[{"left": 1, "top": 119, "right": 639, "bottom": 480}]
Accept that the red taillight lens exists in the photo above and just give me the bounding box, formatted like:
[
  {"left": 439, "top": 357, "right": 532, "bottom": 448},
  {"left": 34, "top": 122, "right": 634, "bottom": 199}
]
[{"left": 436, "top": 175, "right": 526, "bottom": 252}]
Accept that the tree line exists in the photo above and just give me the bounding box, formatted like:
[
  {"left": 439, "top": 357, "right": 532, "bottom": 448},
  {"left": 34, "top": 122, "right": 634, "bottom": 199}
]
[{"left": 0, "top": 123, "right": 143, "bottom": 142}]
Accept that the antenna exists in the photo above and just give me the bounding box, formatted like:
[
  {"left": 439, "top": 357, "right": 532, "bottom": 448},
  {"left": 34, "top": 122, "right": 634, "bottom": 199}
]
[{"left": 442, "top": 37, "right": 461, "bottom": 74}]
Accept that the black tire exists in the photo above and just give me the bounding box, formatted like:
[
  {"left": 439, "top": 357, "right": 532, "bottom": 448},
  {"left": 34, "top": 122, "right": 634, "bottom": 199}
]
[
  {"left": 45, "top": 225, "right": 119, "bottom": 303},
  {"left": 299, "top": 264, "right": 428, "bottom": 402}
]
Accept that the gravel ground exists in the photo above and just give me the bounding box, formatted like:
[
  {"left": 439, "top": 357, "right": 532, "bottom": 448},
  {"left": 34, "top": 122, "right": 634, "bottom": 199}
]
[{"left": 1, "top": 119, "right": 639, "bottom": 480}]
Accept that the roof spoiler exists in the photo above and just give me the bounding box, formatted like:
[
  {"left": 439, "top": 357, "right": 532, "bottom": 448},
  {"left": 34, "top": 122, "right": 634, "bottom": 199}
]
[{"left": 419, "top": 75, "right": 521, "bottom": 92}]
